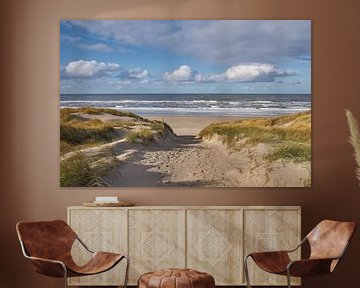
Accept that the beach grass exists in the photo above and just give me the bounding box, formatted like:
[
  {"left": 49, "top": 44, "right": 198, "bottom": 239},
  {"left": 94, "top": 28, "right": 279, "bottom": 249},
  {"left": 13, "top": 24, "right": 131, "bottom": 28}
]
[
  {"left": 61, "top": 108, "right": 145, "bottom": 154},
  {"left": 61, "top": 108, "right": 125, "bottom": 152},
  {"left": 60, "top": 107, "right": 178, "bottom": 186},
  {"left": 266, "top": 142, "right": 311, "bottom": 162},
  {"left": 148, "top": 120, "right": 174, "bottom": 136},
  {"left": 60, "top": 149, "right": 118, "bottom": 187},
  {"left": 126, "top": 129, "right": 155, "bottom": 145},
  {"left": 60, "top": 108, "right": 175, "bottom": 154},
  {"left": 60, "top": 154, "right": 111, "bottom": 187},
  {"left": 61, "top": 107, "right": 143, "bottom": 121},
  {"left": 60, "top": 118, "right": 118, "bottom": 154},
  {"left": 200, "top": 111, "right": 311, "bottom": 162}
]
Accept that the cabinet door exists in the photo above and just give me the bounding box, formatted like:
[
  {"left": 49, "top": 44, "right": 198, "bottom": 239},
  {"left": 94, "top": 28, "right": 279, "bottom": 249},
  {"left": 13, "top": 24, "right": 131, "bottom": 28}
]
[
  {"left": 68, "top": 208, "right": 127, "bottom": 286},
  {"left": 187, "top": 209, "right": 243, "bottom": 285},
  {"left": 244, "top": 209, "right": 301, "bottom": 286},
  {"left": 128, "top": 209, "right": 186, "bottom": 284}
]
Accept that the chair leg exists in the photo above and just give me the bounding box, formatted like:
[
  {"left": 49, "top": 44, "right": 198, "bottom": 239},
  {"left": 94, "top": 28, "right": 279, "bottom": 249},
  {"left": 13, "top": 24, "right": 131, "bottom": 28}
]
[
  {"left": 286, "top": 269, "right": 291, "bottom": 288},
  {"left": 244, "top": 255, "right": 252, "bottom": 288},
  {"left": 62, "top": 265, "right": 68, "bottom": 288},
  {"left": 123, "top": 255, "right": 130, "bottom": 288}
]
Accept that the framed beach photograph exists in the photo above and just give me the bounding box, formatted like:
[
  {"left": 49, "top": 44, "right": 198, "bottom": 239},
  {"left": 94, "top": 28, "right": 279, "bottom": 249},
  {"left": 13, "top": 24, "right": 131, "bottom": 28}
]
[{"left": 60, "top": 20, "right": 311, "bottom": 187}]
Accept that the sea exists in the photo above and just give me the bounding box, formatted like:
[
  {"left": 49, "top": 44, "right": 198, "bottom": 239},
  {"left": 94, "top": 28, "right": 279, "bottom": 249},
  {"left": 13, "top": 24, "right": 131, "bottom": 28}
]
[{"left": 60, "top": 94, "right": 311, "bottom": 117}]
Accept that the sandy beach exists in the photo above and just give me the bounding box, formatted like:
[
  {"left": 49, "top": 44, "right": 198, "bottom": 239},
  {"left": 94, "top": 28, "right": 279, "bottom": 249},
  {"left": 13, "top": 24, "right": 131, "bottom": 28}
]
[{"left": 146, "top": 115, "right": 244, "bottom": 136}]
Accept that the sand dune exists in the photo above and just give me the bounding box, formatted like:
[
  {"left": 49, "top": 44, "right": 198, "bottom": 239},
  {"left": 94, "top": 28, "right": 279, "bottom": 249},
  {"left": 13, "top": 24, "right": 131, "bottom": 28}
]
[{"left": 61, "top": 110, "right": 311, "bottom": 187}]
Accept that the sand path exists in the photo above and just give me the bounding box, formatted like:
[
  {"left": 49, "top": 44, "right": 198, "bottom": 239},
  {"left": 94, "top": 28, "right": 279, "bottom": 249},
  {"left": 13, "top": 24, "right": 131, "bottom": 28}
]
[
  {"left": 103, "top": 133, "right": 310, "bottom": 187},
  {"left": 104, "top": 135, "right": 238, "bottom": 187}
]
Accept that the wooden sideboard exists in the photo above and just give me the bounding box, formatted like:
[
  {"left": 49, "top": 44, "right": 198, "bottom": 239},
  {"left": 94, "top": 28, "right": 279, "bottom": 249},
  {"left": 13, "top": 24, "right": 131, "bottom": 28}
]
[{"left": 67, "top": 206, "right": 301, "bottom": 286}]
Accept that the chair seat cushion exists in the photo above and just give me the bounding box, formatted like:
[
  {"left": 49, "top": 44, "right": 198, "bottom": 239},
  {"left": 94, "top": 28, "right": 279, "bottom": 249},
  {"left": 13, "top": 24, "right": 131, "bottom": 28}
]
[{"left": 138, "top": 268, "right": 215, "bottom": 288}]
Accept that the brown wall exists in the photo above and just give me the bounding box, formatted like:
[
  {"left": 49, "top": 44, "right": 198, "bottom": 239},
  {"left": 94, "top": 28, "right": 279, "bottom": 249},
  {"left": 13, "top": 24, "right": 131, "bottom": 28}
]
[{"left": 1, "top": 0, "right": 360, "bottom": 287}]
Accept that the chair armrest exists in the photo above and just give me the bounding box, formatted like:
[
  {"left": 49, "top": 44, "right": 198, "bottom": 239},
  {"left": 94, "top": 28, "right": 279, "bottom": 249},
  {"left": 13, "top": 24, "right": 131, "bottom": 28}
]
[
  {"left": 26, "top": 255, "right": 65, "bottom": 265},
  {"left": 19, "top": 240, "right": 67, "bottom": 277},
  {"left": 26, "top": 255, "right": 67, "bottom": 278},
  {"left": 287, "top": 258, "right": 336, "bottom": 277}
]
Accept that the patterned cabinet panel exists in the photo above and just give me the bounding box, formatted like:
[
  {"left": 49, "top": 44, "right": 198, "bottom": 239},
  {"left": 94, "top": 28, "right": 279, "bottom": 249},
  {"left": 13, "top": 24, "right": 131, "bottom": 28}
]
[
  {"left": 128, "top": 209, "right": 186, "bottom": 284},
  {"left": 187, "top": 209, "right": 243, "bottom": 285},
  {"left": 68, "top": 208, "right": 127, "bottom": 286},
  {"left": 244, "top": 209, "right": 301, "bottom": 286},
  {"left": 67, "top": 206, "right": 301, "bottom": 286}
]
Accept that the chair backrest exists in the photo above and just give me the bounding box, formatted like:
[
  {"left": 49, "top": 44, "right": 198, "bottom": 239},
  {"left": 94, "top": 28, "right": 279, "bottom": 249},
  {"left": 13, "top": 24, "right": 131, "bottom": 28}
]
[
  {"left": 16, "top": 220, "right": 77, "bottom": 261},
  {"left": 307, "top": 220, "right": 356, "bottom": 261}
]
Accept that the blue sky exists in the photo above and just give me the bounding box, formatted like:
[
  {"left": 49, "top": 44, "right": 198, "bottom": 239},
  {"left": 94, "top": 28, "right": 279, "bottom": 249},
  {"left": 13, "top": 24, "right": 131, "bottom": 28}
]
[{"left": 60, "top": 20, "right": 311, "bottom": 94}]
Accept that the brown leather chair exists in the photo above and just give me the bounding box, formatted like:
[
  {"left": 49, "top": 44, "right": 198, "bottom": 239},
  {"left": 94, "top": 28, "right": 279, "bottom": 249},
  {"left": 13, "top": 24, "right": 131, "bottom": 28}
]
[
  {"left": 16, "top": 220, "right": 129, "bottom": 288},
  {"left": 244, "top": 220, "right": 356, "bottom": 288}
]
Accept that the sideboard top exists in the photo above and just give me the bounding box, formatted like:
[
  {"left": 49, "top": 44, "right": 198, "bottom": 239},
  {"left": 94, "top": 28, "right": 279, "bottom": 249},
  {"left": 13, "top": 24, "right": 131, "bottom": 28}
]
[{"left": 68, "top": 205, "right": 301, "bottom": 210}]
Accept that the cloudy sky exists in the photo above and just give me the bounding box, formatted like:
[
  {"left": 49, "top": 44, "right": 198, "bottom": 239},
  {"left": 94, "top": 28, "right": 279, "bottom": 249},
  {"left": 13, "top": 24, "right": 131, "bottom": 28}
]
[{"left": 60, "top": 20, "right": 311, "bottom": 94}]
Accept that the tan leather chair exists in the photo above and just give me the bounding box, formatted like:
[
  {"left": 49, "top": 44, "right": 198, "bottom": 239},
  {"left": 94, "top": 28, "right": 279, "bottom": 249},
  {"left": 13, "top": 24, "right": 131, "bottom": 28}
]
[
  {"left": 16, "top": 220, "right": 129, "bottom": 288},
  {"left": 244, "top": 220, "right": 356, "bottom": 288}
]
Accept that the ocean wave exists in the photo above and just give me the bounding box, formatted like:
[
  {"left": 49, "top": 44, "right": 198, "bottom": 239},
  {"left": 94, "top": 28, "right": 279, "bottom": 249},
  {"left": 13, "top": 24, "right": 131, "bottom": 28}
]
[
  {"left": 60, "top": 94, "right": 311, "bottom": 116},
  {"left": 60, "top": 100, "right": 310, "bottom": 108},
  {"left": 58, "top": 105, "right": 310, "bottom": 117}
]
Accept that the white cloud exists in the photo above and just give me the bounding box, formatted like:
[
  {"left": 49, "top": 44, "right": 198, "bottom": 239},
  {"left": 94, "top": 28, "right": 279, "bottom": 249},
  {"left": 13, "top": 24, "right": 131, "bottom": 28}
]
[
  {"left": 62, "top": 60, "right": 120, "bottom": 79},
  {"left": 163, "top": 65, "right": 197, "bottom": 82},
  {"left": 163, "top": 63, "right": 295, "bottom": 84},
  {"left": 222, "top": 63, "right": 294, "bottom": 82}
]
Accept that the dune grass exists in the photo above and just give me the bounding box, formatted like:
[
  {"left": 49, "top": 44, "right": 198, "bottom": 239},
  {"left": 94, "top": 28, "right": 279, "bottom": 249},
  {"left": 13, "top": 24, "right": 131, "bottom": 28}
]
[
  {"left": 60, "top": 149, "right": 118, "bottom": 187},
  {"left": 60, "top": 108, "right": 147, "bottom": 154},
  {"left": 60, "top": 108, "right": 176, "bottom": 186},
  {"left": 200, "top": 112, "right": 311, "bottom": 162},
  {"left": 60, "top": 154, "right": 108, "bottom": 187},
  {"left": 60, "top": 118, "right": 118, "bottom": 154},
  {"left": 266, "top": 142, "right": 311, "bottom": 162},
  {"left": 60, "top": 108, "right": 174, "bottom": 154},
  {"left": 60, "top": 154, "right": 95, "bottom": 187},
  {"left": 124, "top": 119, "right": 173, "bottom": 145},
  {"left": 148, "top": 120, "right": 174, "bottom": 136},
  {"left": 61, "top": 107, "right": 143, "bottom": 121},
  {"left": 126, "top": 129, "right": 155, "bottom": 145}
]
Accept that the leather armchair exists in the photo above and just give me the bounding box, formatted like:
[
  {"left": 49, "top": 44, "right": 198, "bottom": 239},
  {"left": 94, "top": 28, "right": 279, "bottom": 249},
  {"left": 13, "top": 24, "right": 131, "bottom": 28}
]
[
  {"left": 16, "top": 220, "right": 129, "bottom": 288},
  {"left": 244, "top": 220, "right": 356, "bottom": 288}
]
